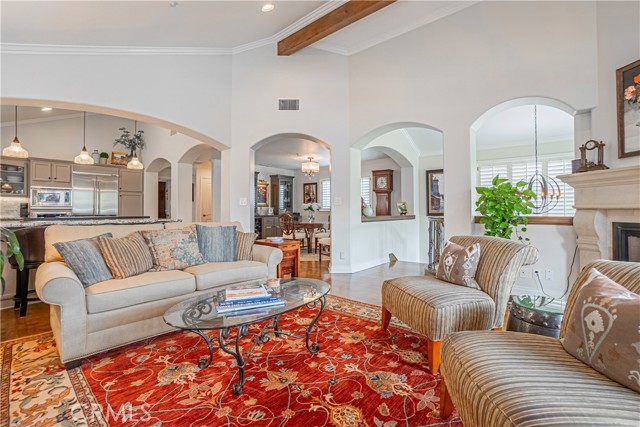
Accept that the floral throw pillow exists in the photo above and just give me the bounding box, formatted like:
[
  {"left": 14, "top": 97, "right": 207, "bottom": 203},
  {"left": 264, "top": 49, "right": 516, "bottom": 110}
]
[
  {"left": 436, "top": 241, "right": 481, "bottom": 290},
  {"left": 141, "top": 225, "right": 205, "bottom": 271},
  {"left": 561, "top": 269, "right": 640, "bottom": 392}
]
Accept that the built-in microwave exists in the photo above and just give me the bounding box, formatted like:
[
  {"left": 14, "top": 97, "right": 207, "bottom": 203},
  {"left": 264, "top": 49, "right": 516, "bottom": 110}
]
[{"left": 30, "top": 187, "right": 72, "bottom": 209}]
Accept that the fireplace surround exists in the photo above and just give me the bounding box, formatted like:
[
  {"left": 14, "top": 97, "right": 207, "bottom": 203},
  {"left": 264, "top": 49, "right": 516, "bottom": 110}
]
[
  {"left": 560, "top": 165, "right": 640, "bottom": 269},
  {"left": 612, "top": 222, "right": 640, "bottom": 262}
]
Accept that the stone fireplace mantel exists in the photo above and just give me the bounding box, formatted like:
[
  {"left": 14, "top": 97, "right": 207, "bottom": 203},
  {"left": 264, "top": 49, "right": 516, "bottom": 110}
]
[{"left": 560, "top": 165, "right": 640, "bottom": 269}]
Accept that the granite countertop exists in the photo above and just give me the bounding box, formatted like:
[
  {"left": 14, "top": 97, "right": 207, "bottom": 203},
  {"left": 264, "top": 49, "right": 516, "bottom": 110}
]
[{"left": 0, "top": 217, "right": 182, "bottom": 228}]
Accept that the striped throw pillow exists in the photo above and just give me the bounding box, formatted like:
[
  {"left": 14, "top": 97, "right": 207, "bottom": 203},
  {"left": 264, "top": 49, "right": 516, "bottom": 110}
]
[
  {"left": 235, "top": 231, "right": 257, "bottom": 261},
  {"left": 97, "top": 232, "right": 153, "bottom": 279},
  {"left": 54, "top": 233, "right": 113, "bottom": 287}
]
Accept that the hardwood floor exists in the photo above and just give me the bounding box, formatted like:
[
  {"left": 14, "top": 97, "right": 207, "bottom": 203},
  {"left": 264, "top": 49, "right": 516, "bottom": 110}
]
[{"left": 0, "top": 259, "right": 427, "bottom": 342}]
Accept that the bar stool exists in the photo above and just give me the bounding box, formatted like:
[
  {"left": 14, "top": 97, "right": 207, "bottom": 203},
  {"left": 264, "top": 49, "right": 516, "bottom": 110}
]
[{"left": 9, "top": 226, "right": 46, "bottom": 317}]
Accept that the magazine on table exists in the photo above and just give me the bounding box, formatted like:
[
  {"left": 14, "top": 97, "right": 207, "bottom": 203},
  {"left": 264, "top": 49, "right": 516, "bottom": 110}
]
[
  {"left": 216, "top": 297, "right": 286, "bottom": 313},
  {"left": 223, "top": 283, "right": 270, "bottom": 301}
]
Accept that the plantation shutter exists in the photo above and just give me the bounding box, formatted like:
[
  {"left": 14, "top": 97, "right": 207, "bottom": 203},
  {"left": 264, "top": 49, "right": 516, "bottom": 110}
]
[
  {"left": 321, "top": 180, "right": 331, "bottom": 209},
  {"left": 547, "top": 159, "right": 575, "bottom": 216},
  {"left": 361, "top": 177, "right": 371, "bottom": 205},
  {"left": 478, "top": 165, "right": 508, "bottom": 187}
]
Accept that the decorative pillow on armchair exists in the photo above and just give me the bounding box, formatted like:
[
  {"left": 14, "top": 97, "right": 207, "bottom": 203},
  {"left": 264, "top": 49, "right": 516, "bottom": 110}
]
[
  {"left": 561, "top": 269, "right": 640, "bottom": 392},
  {"left": 97, "top": 232, "right": 154, "bottom": 279},
  {"left": 436, "top": 241, "right": 481, "bottom": 289},
  {"left": 141, "top": 225, "right": 205, "bottom": 271}
]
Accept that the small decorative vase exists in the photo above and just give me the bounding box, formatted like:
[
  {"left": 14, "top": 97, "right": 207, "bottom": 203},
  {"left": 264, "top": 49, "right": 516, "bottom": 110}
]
[
  {"left": 362, "top": 205, "right": 373, "bottom": 217},
  {"left": 308, "top": 213, "right": 315, "bottom": 223},
  {"left": 91, "top": 149, "right": 100, "bottom": 164}
]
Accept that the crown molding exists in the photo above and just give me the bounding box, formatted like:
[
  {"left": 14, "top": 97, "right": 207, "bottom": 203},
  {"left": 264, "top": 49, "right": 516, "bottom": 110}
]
[{"left": 1, "top": 43, "right": 229, "bottom": 56}]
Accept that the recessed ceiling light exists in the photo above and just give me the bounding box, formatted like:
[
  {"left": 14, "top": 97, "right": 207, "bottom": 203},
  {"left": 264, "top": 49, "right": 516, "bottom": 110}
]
[
  {"left": 262, "top": 3, "right": 275, "bottom": 12},
  {"left": 169, "top": 1, "right": 179, "bottom": 8},
  {"left": 41, "top": 107, "right": 52, "bottom": 111}
]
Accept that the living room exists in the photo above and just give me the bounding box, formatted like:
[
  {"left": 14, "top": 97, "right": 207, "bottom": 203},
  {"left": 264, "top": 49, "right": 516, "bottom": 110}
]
[{"left": 1, "top": 1, "right": 639, "bottom": 426}]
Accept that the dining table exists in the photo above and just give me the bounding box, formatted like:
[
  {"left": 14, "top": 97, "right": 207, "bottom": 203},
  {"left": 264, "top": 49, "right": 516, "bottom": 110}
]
[{"left": 294, "top": 222, "right": 325, "bottom": 253}]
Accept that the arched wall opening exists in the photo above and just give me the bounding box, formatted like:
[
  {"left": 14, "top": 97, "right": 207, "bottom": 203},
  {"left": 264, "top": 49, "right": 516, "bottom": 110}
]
[
  {"left": 349, "top": 122, "right": 444, "bottom": 271},
  {"left": 251, "top": 133, "right": 332, "bottom": 268},
  {"left": 470, "top": 96, "right": 580, "bottom": 298},
  {"left": 145, "top": 158, "right": 172, "bottom": 220},
  {"left": 178, "top": 144, "right": 222, "bottom": 223}
]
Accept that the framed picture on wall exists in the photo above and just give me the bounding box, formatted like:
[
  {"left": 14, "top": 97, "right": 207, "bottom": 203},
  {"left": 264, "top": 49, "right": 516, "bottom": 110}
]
[
  {"left": 426, "top": 169, "right": 444, "bottom": 216},
  {"left": 616, "top": 59, "right": 640, "bottom": 158},
  {"left": 303, "top": 183, "right": 317, "bottom": 203},
  {"left": 256, "top": 180, "right": 268, "bottom": 206},
  {"left": 111, "top": 151, "right": 128, "bottom": 166}
]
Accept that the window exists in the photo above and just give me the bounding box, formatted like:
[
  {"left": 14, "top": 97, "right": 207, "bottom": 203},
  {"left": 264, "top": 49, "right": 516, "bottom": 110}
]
[
  {"left": 360, "top": 177, "right": 371, "bottom": 206},
  {"left": 321, "top": 180, "right": 331, "bottom": 209},
  {"left": 477, "top": 156, "right": 575, "bottom": 217}
]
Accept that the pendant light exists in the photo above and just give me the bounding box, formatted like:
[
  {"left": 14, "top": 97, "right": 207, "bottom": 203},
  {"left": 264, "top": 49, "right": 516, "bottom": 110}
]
[
  {"left": 2, "top": 106, "right": 29, "bottom": 158},
  {"left": 127, "top": 121, "right": 144, "bottom": 169},
  {"left": 74, "top": 112, "right": 94, "bottom": 164},
  {"left": 301, "top": 156, "right": 319, "bottom": 177},
  {"left": 527, "top": 105, "right": 561, "bottom": 214}
]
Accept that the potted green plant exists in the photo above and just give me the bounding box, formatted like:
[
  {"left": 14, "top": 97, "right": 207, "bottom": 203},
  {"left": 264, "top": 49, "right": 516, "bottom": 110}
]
[
  {"left": 475, "top": 175, "right": 536, "bottom": 242},
  {"left": 114, "top": 127, "right": 145, "bottom": 160},
  {"left": 99, "top": 152, "right": 109, "bottom": 164},
  {"left": 0, "top": 227, "right": 24, "bottom": 294}
]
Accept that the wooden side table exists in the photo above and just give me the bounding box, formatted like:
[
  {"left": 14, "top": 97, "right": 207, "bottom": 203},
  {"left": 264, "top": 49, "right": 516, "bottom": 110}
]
[{"left": 254, "top": 239, "right": 300, "bottom": 278}]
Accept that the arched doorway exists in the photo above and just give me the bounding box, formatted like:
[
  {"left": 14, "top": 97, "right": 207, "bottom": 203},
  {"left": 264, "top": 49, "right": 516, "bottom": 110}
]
[
  {"left": 178, "top": 144, "right": 222, "bottom": 222},
  {"left": 145, "top": 158, "right": 171, "bottom": 219}
]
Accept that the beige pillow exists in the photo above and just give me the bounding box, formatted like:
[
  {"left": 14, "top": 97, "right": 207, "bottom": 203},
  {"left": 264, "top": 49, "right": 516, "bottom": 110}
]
[
  {"left": 97, "top": 232, "right": 153, "bottom": 279},
  {"left": 141, "top": 225, "right": 205, "bottom": 271},
  {"left": 561, "top": 269, "right": 640, "bottom": 392},
  {"left": 235, "top": 231, "right": 257, "bottom": 261},
  {"left": 436, "top": 241, "right": 481, "bottom": 289}
]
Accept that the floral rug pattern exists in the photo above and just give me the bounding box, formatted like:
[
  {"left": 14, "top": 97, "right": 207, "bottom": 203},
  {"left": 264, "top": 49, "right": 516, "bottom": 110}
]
[{"left": 1, "top": 295, "right": 461, "bottom": 427}]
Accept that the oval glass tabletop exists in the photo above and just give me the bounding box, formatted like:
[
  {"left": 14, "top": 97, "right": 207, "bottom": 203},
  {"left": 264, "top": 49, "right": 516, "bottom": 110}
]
[
  {"left": 164, "top": 278, "right": 331, "bottom": 331},
  {"left": 512, "top": 295, "right": 566, "bottom": 315}
]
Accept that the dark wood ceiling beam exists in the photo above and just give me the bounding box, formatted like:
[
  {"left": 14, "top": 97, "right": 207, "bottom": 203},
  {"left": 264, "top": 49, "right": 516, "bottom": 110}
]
[{"left": 277, "top": 0, "right": 396, "bottom": 56}]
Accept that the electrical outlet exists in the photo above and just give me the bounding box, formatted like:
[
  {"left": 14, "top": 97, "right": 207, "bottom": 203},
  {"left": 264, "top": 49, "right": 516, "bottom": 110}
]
[
  {"left": 519, "top": 267, "right": 531, "bottom": 278},
  {"left": 533, "top": 268, "right": 541, "bottom": 278},
  {"left": 339, "top": 251, "right": 346, "bottom": 260},
  {"left": 239, "top": 198, "right": 248, "bottom": 206},
  {"left": 545, "top": 269, "right": 554, "bottom": 281}
]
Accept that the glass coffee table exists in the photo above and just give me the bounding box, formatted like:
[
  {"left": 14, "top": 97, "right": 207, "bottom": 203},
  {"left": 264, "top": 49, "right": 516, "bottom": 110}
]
[{"left": 163, "top": 278, "right": 330, "bottom": 395}]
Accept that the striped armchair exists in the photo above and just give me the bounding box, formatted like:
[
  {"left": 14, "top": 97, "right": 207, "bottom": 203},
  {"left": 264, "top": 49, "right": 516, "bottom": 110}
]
[
  {"left": 381, "top": 235, "right": 539, "bottom": 374},
  {"left": 440, "top": 260, "right": 640, "bottom": 426}
]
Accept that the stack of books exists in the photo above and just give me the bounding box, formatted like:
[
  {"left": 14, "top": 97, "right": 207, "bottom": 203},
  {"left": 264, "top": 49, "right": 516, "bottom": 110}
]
[{"left": 216, "top": 283, "right": 285, "bottom": 313}]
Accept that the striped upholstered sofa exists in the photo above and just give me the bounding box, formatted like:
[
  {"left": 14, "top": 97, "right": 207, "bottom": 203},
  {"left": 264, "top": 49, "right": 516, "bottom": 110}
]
[
  {"left": 440, "top": 260, "right": 640, "bottom": 426},
  {"left": 381, "top": 235, "right": 539, "bottom": 374}
]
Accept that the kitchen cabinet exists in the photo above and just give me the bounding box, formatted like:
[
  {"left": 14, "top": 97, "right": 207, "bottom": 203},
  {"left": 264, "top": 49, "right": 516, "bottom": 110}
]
[
  {"left": 0, "top": 157, "right": 28, "bottom": 197},
  {"left": 254, "top": 216, "right": 281, "bottom": 239},
  {"left": 31, "top": 160, "right": 72, "bottom": 187},
  {"left": 118, "top": 169, "right": 144, "bottom": 216}
]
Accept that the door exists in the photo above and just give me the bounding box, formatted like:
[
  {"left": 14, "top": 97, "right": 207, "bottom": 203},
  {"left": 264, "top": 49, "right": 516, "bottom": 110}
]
[
  {"left": 31, "top": 161, "right": 52, "bottom": 183},
  {"left": 52, "top": 163, "right": 72, "bottom": 184},
  {"left": 72, "top": 174, "right": 96, "bottom": 216},
  {"left": 200, "top": 177, "right": 212, "bottom": 221},
  {"left": 97, "top": 175, "right": 119, "bottom": 216},
  {"left": 119, "top": 193, "right": 144, "bottom": 217},
  {"left": 158, "top": 181, "right": 167, "bottom": 219}
]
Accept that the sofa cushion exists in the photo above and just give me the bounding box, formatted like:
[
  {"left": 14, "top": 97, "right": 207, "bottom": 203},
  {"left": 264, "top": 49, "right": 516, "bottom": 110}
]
[
  {"left": 561, "top": 268, "right": 640, "bottom": 392},
  {"left": 381, "top": 276, "right": 495, "bottom": 341},
  {"left": 97, "top": 232, "right": 154, "bottom": 279},
  {"left": 436, "top": 241, "right": 481, "bottom": 289},
  {"left": 441, "top": 331, "right": 640, "bottom": 427},
  {"left": 45, "top": 223, "right": 165, "bottom": 262},
  {"left": 184, "top": 261, "right": 268, "bottom": 291},
  {"left": 85, "top": 270, "right": 196, "bottom": 314},
  {"left": 235, "top": 231, "right": 257, "bottom": 261},
  {"left": 141, "top": 225, "right": 205, "bottom": 271},
  {"left": 53, "top": 233, "right": 113, "bottom": 287},
  {"left": 196, "top": 224, "right": 236, "bottom": 262}
]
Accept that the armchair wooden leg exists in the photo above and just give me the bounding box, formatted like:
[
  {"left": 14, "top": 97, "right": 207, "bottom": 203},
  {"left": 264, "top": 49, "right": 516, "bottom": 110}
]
[
  {"left": 381, "top": 307, "right": 392, "bottom": 330},
  {"left": 426, "top": 338, "right": 442, "bottom": 374},
  {"left": 492, "top": 327, "right": 503, "bottom": 331},
  {"left": 439, "top": 377, "right": 455, "bottom": 418}
]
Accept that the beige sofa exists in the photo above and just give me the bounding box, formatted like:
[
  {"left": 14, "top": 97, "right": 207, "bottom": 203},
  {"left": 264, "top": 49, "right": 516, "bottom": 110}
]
[{"left": 35, "top": 221, "right": 283, "bottom": 366}]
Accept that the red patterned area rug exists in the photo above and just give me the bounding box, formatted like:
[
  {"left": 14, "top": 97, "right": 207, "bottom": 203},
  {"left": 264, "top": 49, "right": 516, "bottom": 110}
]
[{"left": 1, "top": 295, "right": 462, "bottom": 427}]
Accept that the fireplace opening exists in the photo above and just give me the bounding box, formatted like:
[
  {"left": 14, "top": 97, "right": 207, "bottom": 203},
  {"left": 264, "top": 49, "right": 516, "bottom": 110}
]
[{"left": 612, "top": 222, "right": 640, "bottom": 262}]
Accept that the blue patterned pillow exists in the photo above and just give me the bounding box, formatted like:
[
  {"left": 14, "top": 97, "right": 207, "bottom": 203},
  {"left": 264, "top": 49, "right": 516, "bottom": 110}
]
[
  {"left": 54, "top": 233, "right": 113, "bottom": 287},
  {"left": 196, "top": 225, "right": 236, "bottom": 262}
]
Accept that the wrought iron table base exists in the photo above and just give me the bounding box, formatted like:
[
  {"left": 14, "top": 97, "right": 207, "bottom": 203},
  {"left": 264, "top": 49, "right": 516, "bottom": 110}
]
[{"left": 189, "top": 295, "right": 326, "bottom": 395}]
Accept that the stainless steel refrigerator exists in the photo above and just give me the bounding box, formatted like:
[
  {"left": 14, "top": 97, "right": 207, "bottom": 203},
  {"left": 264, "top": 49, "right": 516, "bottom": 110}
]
[{"left": 72, "top": 171, "right": 119, "bottom": 216}]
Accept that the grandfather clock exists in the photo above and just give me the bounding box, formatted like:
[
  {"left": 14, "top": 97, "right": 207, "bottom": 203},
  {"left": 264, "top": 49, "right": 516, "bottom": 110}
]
[{"left": 372, "top": 169, "right": 393, "bottom": 216}]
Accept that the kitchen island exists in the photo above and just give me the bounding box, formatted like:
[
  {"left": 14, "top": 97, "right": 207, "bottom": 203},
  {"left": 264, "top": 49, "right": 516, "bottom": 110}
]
[{"left": 1, "top": 216, "right": 181, "bottom": 229}]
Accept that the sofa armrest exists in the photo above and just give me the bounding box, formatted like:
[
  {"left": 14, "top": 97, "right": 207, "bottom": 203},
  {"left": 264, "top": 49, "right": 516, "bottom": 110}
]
[
  {"left": 252, "top": 245, "right": 283, "bottom": 278},
  {"left": 36, "top": 262, "right": 87, "bottom": 312}
]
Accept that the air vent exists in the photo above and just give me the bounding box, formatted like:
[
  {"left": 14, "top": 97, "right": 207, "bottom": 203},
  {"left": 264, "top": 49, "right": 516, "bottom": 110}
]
[{"left": 278, "top": 99, "right": 300, "bottom": 111}]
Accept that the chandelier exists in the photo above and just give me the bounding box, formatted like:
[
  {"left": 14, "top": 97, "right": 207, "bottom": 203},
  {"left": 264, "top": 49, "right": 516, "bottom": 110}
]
[
  {"left": 2, "top": 106, "right": 29, "bottom": 158},
  {"left": 74, "top": 112, "right": 95, "bottom": 164},
  {"left": 528, "top": 105, "right": 561, "bottom": 214},
  {"left": 301, "top": 156, "right": 319, "bottom": 177}
]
